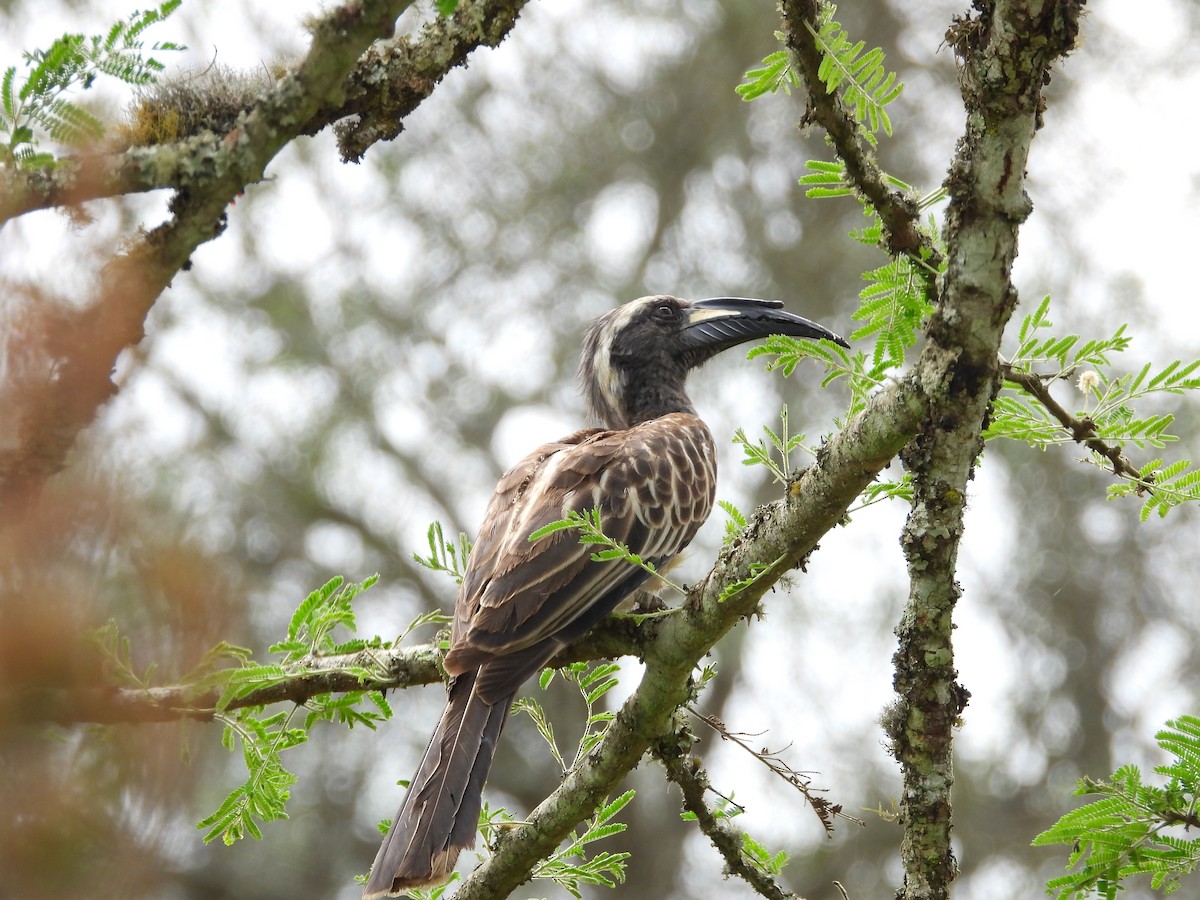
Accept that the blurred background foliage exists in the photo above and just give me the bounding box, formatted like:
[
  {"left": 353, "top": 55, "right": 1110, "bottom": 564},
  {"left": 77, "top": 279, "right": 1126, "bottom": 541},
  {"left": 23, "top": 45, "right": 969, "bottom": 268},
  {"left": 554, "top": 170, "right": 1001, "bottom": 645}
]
[{"left": 1, "top": 1, "right": 1198, "bottom": 898}]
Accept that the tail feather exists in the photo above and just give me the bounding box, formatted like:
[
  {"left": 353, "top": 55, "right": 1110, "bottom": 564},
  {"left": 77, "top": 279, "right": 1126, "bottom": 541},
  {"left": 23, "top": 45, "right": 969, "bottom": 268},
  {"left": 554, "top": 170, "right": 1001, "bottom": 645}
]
[{"left": 363, "top": 673, "right": 512, "bottom": 898}]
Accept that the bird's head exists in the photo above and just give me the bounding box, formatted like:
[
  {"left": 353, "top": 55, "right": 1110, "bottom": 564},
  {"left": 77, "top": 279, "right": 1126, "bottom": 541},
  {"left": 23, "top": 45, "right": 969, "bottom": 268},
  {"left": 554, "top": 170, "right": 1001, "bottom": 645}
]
[{"left": 579, "top": 295, "right": 848, "bottom": 429}]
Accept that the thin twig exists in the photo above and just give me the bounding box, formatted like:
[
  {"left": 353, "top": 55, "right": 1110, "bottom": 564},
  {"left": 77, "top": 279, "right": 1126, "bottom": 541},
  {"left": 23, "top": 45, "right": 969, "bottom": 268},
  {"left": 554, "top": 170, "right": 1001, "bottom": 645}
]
[
  {"left": 1002, "top": 365, "right": 1151, "bottom": 491},
  {"left": 692, "top": 710, "right": 861, "bottom": 833},
  {"left": 654, "top": 715, "right": 803, "bottom": 900}
]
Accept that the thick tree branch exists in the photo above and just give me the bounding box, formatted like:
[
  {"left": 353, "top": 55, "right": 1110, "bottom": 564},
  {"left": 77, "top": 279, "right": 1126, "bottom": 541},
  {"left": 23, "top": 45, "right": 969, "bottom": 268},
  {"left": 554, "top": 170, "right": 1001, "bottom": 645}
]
[
  {"left": 0, "top": 0, "right": 530, "bottom": 517},
  {"left": 0, "top": 0, "right": 530, "bottom": 223},
  {"left": 881, "top": 3, "right": 1085, "bottom": 900}
]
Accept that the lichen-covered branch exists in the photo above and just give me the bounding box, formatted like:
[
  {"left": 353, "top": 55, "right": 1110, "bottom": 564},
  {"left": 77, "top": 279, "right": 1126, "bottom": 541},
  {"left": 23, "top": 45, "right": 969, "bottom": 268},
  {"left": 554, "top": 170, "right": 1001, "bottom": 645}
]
[
  {"left": 312, "top": 0, "right": 533, "bottom": 162},
  {"left": 0, "top": 0, "right": 530, "bottom": 224},
  {"left": 779, "top": 0, "right": 938, "bottom": 270},
  {"left": 882, "top": 3, "right": 1086, "bottom": 899},
  {"left": 0, "top": 0, "right": 529, "bottom": 515},
  {"left": 0, "top": 144, "right": 189, "bottom": 222},
  {"left": 654, "top": 712, "right": 802, "bottom": 900}
]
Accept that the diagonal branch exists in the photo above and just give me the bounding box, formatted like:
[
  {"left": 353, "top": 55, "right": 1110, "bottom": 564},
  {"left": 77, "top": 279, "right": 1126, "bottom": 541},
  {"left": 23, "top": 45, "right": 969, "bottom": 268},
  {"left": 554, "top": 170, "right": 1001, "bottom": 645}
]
[
  {"left": 779, "top": 0, "right": 939, "bottom": 271},
  {"left": 0, "top": 0, "right": 529, "bottom": 515},
  {"left": 1001, "top": 365, "right": 1149, "bottom": 487},
  {"left": 0, "top": 0, "right": 531, "bottom": 222},
  {"left": 653, "top": 712, "right": 803, "bottom": 900},
  {"left": 0, "top": 0, "right": 412, "bottom": 515}
]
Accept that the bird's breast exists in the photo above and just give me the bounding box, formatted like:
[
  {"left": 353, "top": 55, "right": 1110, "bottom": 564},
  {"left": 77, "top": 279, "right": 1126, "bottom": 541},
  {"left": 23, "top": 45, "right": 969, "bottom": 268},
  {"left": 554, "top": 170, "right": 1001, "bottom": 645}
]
[{"left": 608, "top": 412, "right": 717, "bottom": 555}]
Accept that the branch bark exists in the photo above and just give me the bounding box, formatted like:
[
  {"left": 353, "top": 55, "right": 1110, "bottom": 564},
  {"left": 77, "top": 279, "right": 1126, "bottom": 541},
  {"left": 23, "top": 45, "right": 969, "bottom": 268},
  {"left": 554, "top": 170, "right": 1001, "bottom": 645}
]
[
  {"left": 653, "top": 712, "right": 803, "bottom": 900},
  {"left": 0, "top": 0, "right": 529, "bottom": 515},
  {"left": 884, "top": 3, "right": 1085, "bottom": 899},
  {"left": 1, "top": 613, "right": 660, "bottom": 725}
]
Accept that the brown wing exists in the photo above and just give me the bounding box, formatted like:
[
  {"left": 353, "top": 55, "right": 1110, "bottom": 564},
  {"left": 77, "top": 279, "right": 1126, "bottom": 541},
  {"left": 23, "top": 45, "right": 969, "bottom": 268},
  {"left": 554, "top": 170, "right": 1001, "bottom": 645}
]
[{"left": 443, "top": 413, "right": 717, "bottom": 701}]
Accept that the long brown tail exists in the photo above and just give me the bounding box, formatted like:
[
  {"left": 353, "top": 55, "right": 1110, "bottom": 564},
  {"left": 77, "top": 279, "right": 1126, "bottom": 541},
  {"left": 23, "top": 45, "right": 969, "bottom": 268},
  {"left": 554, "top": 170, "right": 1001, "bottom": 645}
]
[{"left": 363, "top": 672, "right": 512, "bottom": 898}]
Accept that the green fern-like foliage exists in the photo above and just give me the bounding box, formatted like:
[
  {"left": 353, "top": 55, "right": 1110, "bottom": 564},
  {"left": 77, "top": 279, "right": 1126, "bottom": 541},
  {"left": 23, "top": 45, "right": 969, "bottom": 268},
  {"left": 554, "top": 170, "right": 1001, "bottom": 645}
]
[
  {"left": 1033, "top": 715, "right": 1200, "bottom": 899},
  {"left": 736, "top": 32, "right": 799, "bottom": 101},
  {"left": 733, "top": 406, "right": 810, "bottom": 485},
  {"left": 806, "top": 2, "right": 903, "bottom": 138},
  {"left": 513, "top": 663, "right": 634, "bottom": 895},
  {"left": 529, "top": 507, "right": 684, "bottom": 596},
  {"left": 990, "top": 296, "right": 1200, "bottom": 518},
  {"left": 412, "top": 520, "right": 473, "bottom": 585},
  {"left": 516, "top": 660, "right": 622, "bottom": 774},
  {"left": 718, "top": 499, "right": 749, "bottom": 544},
  {"left": 748, "top": 184, "right": 940, "bottom": 418},
  {"left": 853, "top": 254, "right": 934, "bottom": 372},
  {"left": 199, "top": 575, "right": 393, "bottom": 845},
  {"left": 1108, "top": 458, "right": 1200, "bottom": 521},
  {"left": 1, "top": 0, "right": 183, "bottom": 167},
  {"left": 746, "top": 206, "right": 938, "bottom": 418},
  {"left": 796, "top": 158, "right": 855, "bottom": 200},
  {"left": 530, "top": 790, "right": 635, "bottom": 897},
  {"left": 737, "top": 1, "right": 903, "bottom": 141}
]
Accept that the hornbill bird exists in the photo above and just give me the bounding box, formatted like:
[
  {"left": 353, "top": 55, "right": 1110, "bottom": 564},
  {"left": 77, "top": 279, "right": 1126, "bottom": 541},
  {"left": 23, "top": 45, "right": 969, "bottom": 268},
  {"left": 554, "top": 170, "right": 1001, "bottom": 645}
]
[{"left": 364, "top": 295, "right": 846, "bottom": 897}]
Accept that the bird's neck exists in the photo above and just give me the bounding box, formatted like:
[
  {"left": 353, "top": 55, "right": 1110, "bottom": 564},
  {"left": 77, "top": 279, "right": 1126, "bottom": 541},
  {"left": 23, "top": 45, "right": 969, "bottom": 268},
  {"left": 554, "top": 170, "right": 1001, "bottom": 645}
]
[{"left": 619, "top": 379, "right": 696, "bottom": 428}]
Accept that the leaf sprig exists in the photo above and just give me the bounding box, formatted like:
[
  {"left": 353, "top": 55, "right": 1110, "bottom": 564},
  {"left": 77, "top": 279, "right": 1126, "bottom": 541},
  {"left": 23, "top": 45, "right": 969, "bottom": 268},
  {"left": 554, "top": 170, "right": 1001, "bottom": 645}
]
[
  {"left": 805, "top": 2, "right": 903, "bottom": 138},
  {"left": 735, "top": 32, "right": 799, "bottom": 101},
  {"left": 516, "top": 660, "right": 622, "bottom": 773},
  {"left": 1034, "top": 715, "right": 1200, "bottom": 899},
  {"left": 412, "top": 520, "right": 472, "bottom": 585},
  {"left": 529, "top": 508, "right": 684, "bottom": 597},
  {"left": 991, "top": 296, "right": 1200, "bottom": 518},
  {"left": 530, "top": 790, "right": 636, "bottom": 897},
  {"left": 736, "top": 4, "right": 903, "bottom": 140},
  {"left": 1, "top": 0, "right": 184, "bottom": 167},
  {"left": 199, "top": 575, "right": 392, "bottom": 846},
  {"left": 733, "top": 406, "right": 810, "bottom": 485}
]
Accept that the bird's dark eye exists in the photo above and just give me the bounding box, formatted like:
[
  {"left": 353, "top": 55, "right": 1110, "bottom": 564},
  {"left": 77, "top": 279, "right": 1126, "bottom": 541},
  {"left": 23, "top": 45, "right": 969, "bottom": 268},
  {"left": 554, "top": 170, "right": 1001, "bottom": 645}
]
[{"left": 654, "top": 303, "right": 676, "bottom": 320}]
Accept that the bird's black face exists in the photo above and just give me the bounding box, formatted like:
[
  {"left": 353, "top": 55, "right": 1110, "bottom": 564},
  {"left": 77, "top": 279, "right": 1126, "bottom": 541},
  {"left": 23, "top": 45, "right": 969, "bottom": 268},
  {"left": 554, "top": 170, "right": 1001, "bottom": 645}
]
[{"left": 581, "top": 295, "right": 846, "bottom": 428}]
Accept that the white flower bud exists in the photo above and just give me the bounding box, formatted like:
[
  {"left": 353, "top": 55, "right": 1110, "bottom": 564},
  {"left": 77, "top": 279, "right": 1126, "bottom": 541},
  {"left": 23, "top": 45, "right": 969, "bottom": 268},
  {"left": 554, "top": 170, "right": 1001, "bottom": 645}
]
[{"left": 1077, "top": 370, "right": 1100, "bottom": 394}]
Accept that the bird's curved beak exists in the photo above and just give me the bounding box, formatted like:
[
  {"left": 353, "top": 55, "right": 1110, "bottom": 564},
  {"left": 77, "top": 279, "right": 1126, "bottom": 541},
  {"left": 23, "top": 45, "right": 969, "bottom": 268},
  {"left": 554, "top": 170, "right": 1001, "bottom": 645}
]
[{"left": 682, "top": 297, "right": 849, "bottom": 352}]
